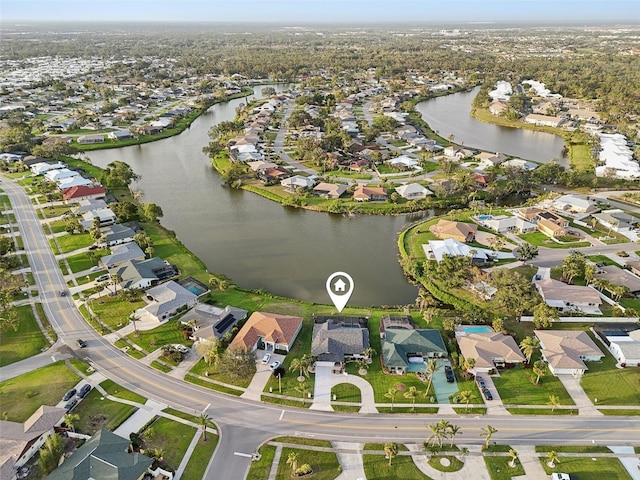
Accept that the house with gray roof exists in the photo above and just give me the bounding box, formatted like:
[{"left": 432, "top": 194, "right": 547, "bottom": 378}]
[
  {"left": 109, "top": 257, "right": 176, "bottom": 290},
  {"left": 312, "top": 319, "right": 370, "bottom": 370},
  {"left": 138, "top": 280, "right": 198, "bottom": 323},
  {"left": 100, "top": 242, "right": 145, "bottom": 269},
  {"left": 100, "top": 224, "right": 135, "bottom": 247},
  {"left": 182, "top": 303, "right": 248, "bottom": 341},
  {"left": 381, "top": 329, "right": 447, "bottom": 374},
  {"left": 44, "top": 429, "right": 153, "bottom": 480}
]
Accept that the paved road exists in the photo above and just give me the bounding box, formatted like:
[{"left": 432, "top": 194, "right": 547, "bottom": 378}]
[{"left": 3, "top": 177, "right": 640, "bottom": 480}]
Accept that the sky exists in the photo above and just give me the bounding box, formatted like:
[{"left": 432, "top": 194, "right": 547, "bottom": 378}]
[{"left": 1, "top": 0, "right": 638, "bottom": 24}]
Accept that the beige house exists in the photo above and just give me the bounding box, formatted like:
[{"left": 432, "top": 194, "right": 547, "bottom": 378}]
[
  {"left": 535, "top": 330, "right": 604, "bottom": 376},
  {"left": 457, "top": 331, "right": 525, "bottom": 373},
  {"left": 353, "top": 185, "right": 387, "bottom": 202},
  {"left": 431, "top": 219, "right": 477, "bottom": 243},
  {"left": 534, "top": 278, "right": 602, "bottom": 314},
  {"left": 229, "top": 311, "right": 303, "bottom": 353}
]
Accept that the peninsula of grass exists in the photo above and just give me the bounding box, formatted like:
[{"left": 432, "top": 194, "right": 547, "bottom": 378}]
[
  {"left": 0, "top": 304, "right": 48, "bottom": 367},
  {"left": 246, "top": 444, "right": 277, "bottom": 480},
  {"left": 181, "top": 433, "right": 219, "bottom": 480},
  {"left": 363, "top": 451, "right": 431, "bottom": 480},
  {"left": 541, "top": 456, "right": 632, "bottom": 480},
  {"left": 275, "top": 446, "right": 340, "bottom": 480},
  {"left": 73, "top": 387, "right": 138, "bottom": 435},
  {"left": 331, "top": 383, "right": 361, "bottom": 403},
  {"left": 0, "top": 361, "right": 81, "bottom": 422}
]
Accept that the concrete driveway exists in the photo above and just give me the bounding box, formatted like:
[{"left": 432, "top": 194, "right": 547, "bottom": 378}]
[{"left": 241, "top": 350, "right": 285, "bottom": 402}]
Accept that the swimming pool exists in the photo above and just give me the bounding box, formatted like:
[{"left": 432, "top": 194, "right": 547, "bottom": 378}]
[
  {"left": 477, "top": 215, "right": 493, "bottom": 221},
  {"left": 463, "top": 326, "right": 493, "bottom": 334}
]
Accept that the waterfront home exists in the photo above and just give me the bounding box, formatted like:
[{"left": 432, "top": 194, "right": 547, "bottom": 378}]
[
  {"left": 229, "top": 311, "right": 303, "bottom": 353},
  {"left": 535, "top": 330, "right": 604, "bottom": 376},
  {"left": 431, "top": 219, "right": 477, "bottom": 243},
  {"left": 424, "top": 238, "right": 490, "bottom": 264},
  {"left": 312, "top": 319, "right": 370, "bottom": 371},
  {"left": 552, "top": 194, "right": 596, "bottom": 214},
  {"left": 281, "top": 175, "right": 316, "bottom": 193},
  {"left": 353, "top": 185, "right": 387, "bottom": 202},
  {"left": 534, "top": 278, "right": 602, "bottom": 314},
  {"left": 182, "top": 304, "right": 248, "bottom": 342},
  {"left": 100, "top": 242, "right": 145, "bottom": 269},
  {"left": 524, "top": 113, "right": 564, "bottom": 128},
  {"left": 109, "top": 257, "right": 176, "bottom": 290},
  {"left": 80, "top": 207, "right": 116, "bottom": 229},
  {"left": 381, "top": 329, "right": 447, "bottom": 374},
  {"left": 479, "top": 214, "right": 536, "bottom": 234},
  {"left": 457, "top": 331, "right": 525, "bottom": 373},
  {"left": 395, "top": 183, "right": 433, "bottom": 200},
  {"left": 108, "top": 129, "right": 132, "bottom": 141},
  {"left": 379, "top": 315, "right": 415, "bottom": 338},
  {"left": 443, "top": 146, "right": 474, "bottom": 159},
  {"left": 313, "top": 182, "right": 348, "bottom": 199},
  {"left": 30, "top": 161, "right": 66, "bottom": 175},
  {"left": 100, "top": 224, "right": 135, "bottom": 247},
  {"left": 61, "top": 185, "right": 106, "bottom": 202},
  {"left": 138, "top": 280, "right": 198, "bottom": 323},
  {"left": 76, "top": 133, "right": 105, "bottom": 144}
]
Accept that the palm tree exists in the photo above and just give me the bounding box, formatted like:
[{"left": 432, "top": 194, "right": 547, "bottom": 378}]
[
  {"left": 481, "top": 425, "right": 498, "bottom": 448},
  {"left": 508, "top": 448, "right": 519, "bottom": 468},
  {"left": 63, "top": 413, "right": 79, "bottom": 433},
  {"left": 286, "top": 452, "right": 299, "bottom": 474},
  {"left": 295, "top": 382, "right": 310, "bottom": 399},
  {"left": 458, "top": 390, "right": 476, "bottom": 413},
  {"left": 384, "top": 441, "right": 398, "bottom": 466},
  {"left": 447, "top": 424, "right": 462, "bottom": 447},
  {"left": 426, "top": 422, "right": 444, "bottom": 448},
  {"left": 199, "top": 412, "right": 212, "bottom": 441},
  {"left": 403, "top": 385, "right": 419, "bottom": 412},
  {"left": 519, "top": 336, "right": 540, "bottom": 364},
  {"left": 152, "top": 448, "right": 166, "bottom": 462},
  {"left": 533, "top": 360, "right": 547, "bottom": 385},
  {"left": 289, "top": 354, "right": 311, "bottom": 381},
  {"left": 547, "top": 394, "right": 561, "bottom": 413},
  {"left": 384, "top": 387, "right": 397, "bottom": 411},
  {"left": 424, "top": 358, "right": 441, "bottom": 398},
  {"left": 546, "top": 450, "right": 560, "bottom": 468}
]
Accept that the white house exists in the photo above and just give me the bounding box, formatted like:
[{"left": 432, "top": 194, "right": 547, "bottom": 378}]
[
  {"left": 387, "top": 155, "right": 420, "bottom": 171},
  {"left": 604, "top": 328, "right": 640, "bottom": 367},
  {"left": 595, "top": 133, "right": 639, "bottom": 180},
  {"left": 480, "top": 215, "right": 536, "bottom": 234},
  {"left": 395, "top": 183, "right": 433, "bottom": 200},
  {"left": 281, "top": 175, "right": 316, "bottom": 192},
  {"left": 552, "top": 194, "right": 596, "bottom": 214},
  {"left": 44, "top": 168, "right": 79, "bottom": 183},
  {"left": 535, "top": 330, "right": 604, "bottom": 376}
]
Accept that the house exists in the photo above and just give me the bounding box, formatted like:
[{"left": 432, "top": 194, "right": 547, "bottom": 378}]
[
  {"left": 108, "top": 129, "right": 133, "bottom": 141},
  {"left": 138, "top": 280, "right": 198, "bottom": 322},
  {"left": 353, "top": 185, "right": 387, "bottom": 202},
  {"left": 537, "top": 218, "right": 567, "bottom": 238},
  {"left": 100, "top": 224, "right": 135, "bottom": 247},
  {"left": 30, "top": 161, "right": 66, "bottom": 175},
  {"left": 456, "top": 331, "right": 526, "bottom": 373},
  {"left": 44, "top": 168, "right": 78, "bottom": 183},
  {"left": 43, "top": 429, "right": 154, "bottom": 480},
  {"left": 281, "top": 175, "right": 316, "bottom": 193},
  {"left": 489, "top": 100, "right": 507, "bottom": 116},
  {"left": 100, "top": 242, "right": 146, "bottom": 269},
  {"left": 229, "top": 311, "right": 303, "bottom": 353},
  {"left": 57, "top": 175, "right": 92, "bottom": 190},
  {"left": 395, "top": 183, "right": 433, "bottom": 200},
  {"left": 552, "top": 194, "right": 596, "bottom": 214},
  {"left": 535, "top": 330, "right": 604, "bottom": 376},
  {"left": 76, "top": 134, "right": 105, "bottom": 145},
  {"left": 312, "top": 319, "right": 370, "bottom": 369},
  {"left": 595, "top": 325, "right": 640, "bottom": 367},
  {"left": 443, "top": 146, "right": 474, "bottom": 159},
  {"left": 524, "top": 114, "right": 563, "bottom": 128},
  {"left": 109, "top": 257, "right": 177, "bottom": 290},
  {"left": 473, "top": 173, "right": 491, "bottom": 188},
  {"left": 0, "top": 405, "right": 66, "bottom": 477},
  {"left": 247, "top": 160, "right": 279, "bottom": 173},
  {"left": 387, "top": 155, "right": 419, "bottom": 171},
  {"left": 80, "top": 207, "right": 116, "bottom": 229},
  {"left": 61, "top": 185, "right": 106, "bottom": 202},
  {"left": 534, "top": 278, "right": 602, "bottom": 314},
  {"left": 627, "top": 261, "right": 640, "bottom": 277},
  {"left": 594, "top": 265, "right": 640, "bottom": 294},
  {"left": 480, "top": 215, "right": 536, "bottom": 234},
  {"left": 424, "top": 238, "right": 491, "bottom": 264},
  {"left": 313, "top": 182, "right": 347, "bottom": 199},
  {"left": 431, "top": 219, "right": 477, "bottom": 243},
  {"left": 381, "top": 329, "right": 448, "bottom": 374},
  {"left": 592, "top": 209, "right": 639, "bottom": 234},
  {"left": 182, "top": 303, "right": 248, "bottom": 341},
  {"left": 379, "top": 315, "right": 415, "bottom": 338}
]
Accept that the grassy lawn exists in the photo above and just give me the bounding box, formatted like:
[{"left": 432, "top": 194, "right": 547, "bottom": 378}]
[
  {"left": 363, "top": 452, "right": 432, "bottom": 480},
  {"left": 580, "top": 338, "right": 640, "bottom": 406},
  {"left": 39, "top": 205, "right": 72, "bottom": 219},
  {"left": 518, "top": 231, "right": 590, "bottom": 249},
  {"left": 0, "top": 361, "right": 80, "bottom": 421},
  {"left": 484, "top": 454, "right": 525, "bottom": 480},
  {"left": 66, "top": 251, "right": 106, "bottom": 273},
  {"left": 125, "top": 319, "right": 192, "bottom": 353},
  {"left": 47, "top": 219, "right": 68, "bottom": 234},
  {"left": 89, "top": 295, "right": 148, "bottom": 331},
  {"left": 246, "top": 444, "right": 277, "bottom": 480},
  {"left": 599, "top": 408, "right": 640, "bottom": 415},
  {"left": 185, "top": 374, "right": 245, "bottom": 396},
  {"left": 0, "top": 304, "right": 48, "bottom": 367},
  {"left": 428, "top": 455, "right": 464, "bottom": 472},
  {"left": 100, "top": 379, "right": 147, "bottom": 404},
  {"left": 541, "top": 456, "right": 632, "bottom": 480},
  {"left": 331, "top": 382, "right": 361, "bottom": 403},
  {"left": 143, "top": 417, "right": 197, "bottom": 471},
  {"left": 275, "top": 447, "right": 340, "bottom": 480},
  {"left": 55, "top": 232, "right": 93, "bottom": 253},
  {"left": 535, "top": 445, "right": 611, "bottom": 453},
  {"left": 492, "top": 361, "right": 574, "bottom": 406},
  {"left": 181, "top": 434, "right": 219, "bottom": 479},
  {"left": 73, "top": 387, "right": 138, "bottom": 435}
]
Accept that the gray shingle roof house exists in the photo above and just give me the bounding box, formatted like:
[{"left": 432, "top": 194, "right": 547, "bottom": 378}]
[
  {"left": 312, "top": 320, "right": 370, "bottom": 365},
  {"left": 181, "top": 303, "right": 248, "bottom": 341},
  {"left": 139, "top": 280, "right": 198, "bottom": 322},
  {"left": 100, "top": 224, "right": 136, "bottom": 247},
  {"left": 100, "top": 242, "right": 145, "bottom": 269},
  {"left": 44, "top": 429, "right": 153, "bottom": 480},
  {"left": 381, "top": 329, "right": 447, "bottom": 374},
  {"left": 109, "top": 257, "right": 176, "bottom": 290}
]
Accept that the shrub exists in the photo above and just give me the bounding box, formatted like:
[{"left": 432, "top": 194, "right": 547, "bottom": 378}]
[{"left": 295, "top": 464, "right": 313, "bottom": 476}]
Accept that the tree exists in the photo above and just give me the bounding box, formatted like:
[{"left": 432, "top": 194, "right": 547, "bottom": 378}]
[
  {"left": 533, "top": 360, "right": 547, "bottom": 385},
  {"left": 492, "top": 318, "right": 505, "bottom": 333},
  {"left": 519, "top": 336, "right": 540, "bottom": 364},
  {"left": 403, "top": 385, "right": 419, "bottom": 412},
  {"left": 584, "top": 263, "right": 596, "bottom": 285},
  {"left": 286, "top": 452, "right": 299, "bottom": 474},
  {"left": 533, "top": 303, "right": 559, "bottom": 329},
  {"left": 38, "top": 433, "right": 64, "bottom": 475},
  {"left": 384, "top": 441, "right": 398, "bottom": 466},
  {"left": 426, "top": 422, "right": 444, "bottom": 448},
  {"left": 481, "top": 425, "right": 498, "bottom": 448},
  {"left": 217, "top": 347, "right": 256, "bottom": 382},
  {"left": 561, "top": 251, "right": 585, "bottom": 285},
  {"left": 289, "top": 354, "right": 312, "bottom": 381},
  {"left": 199, "top": 412, "right": 213, "bottom": 441},
  {"left": 196, "top": 338, "right": 220, "bottom": 366},
  {"left": 295, "top": 382, "right": 310, "bottom": 399},
  {"left": 514, "top": 243, "right": 539, "bottom": 264},
  {"left": 546, "top": 450, "right": 560, "bottom": 468},
  {"left": 103, "top": 161, "right": 140, "bottom": 188},
  {"left": 458, "top": 390, "right": 476, "bottom": 413},
  {"left": 384, "top": 387, "right": 397, "bottom": 411},
  {"left": 547, "top": 394, "right": 561, "bottom": 413},
  {"left": 63, "top": 413, "right": 79, "bottom": 432},
  {"left": 111, "top": 201, "right": 138, "bottom": 222},
  {"left": 508, "top": 448, "right": 519, "bottom": 468},
  {"left": 140, "top": 203, "right": 164, "bottom": 222},
  {"left": 424, "top": 358, "right": 441, "bottom": 398},
  {"left": 447, "top": 424, "right": 461, "bottom": 447}
]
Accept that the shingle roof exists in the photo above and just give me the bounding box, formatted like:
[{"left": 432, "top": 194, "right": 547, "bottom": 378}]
[
  {"left": 381, "top": 329, "right": 447, "bottom": 368},
  {"left": 457, "top": 332, "right": 525, "bottom": 369},
  {"left": 143, "top": 280, "right": 197, "bottom": 318},
  {"left": 311, "top": 320, "right": 370, "bottom": 362},
  {"left": 535, "top": 330, "right": 603, "bottom": 371}
]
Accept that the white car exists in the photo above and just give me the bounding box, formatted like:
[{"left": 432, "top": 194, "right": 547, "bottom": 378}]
[
  {"left": 262, "top": 353, "right": 271, "bottom": 364},
  {"left": 90, "top": 266, "right": 102, "bottom": 272},
  {"left": 551, "top": 474, "right": 570, "bottom": 480},
  {"left": 269, "top": 361, "right": 281, "bottom": 371},
  {"left": 173, "top": 344, "right": 190, "bottom": 354}
]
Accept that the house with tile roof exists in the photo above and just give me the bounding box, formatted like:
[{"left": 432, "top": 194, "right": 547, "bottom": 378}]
[
  {"left": 229, "top": 311, "right": 303, "bottom": 353},
  {"left": 456, "top": 331, "right": 525, "bottom": 373},
  {"left": 534, "top": 278, "right": 602, "bottom": 314},
  {"left": 353, "top": 185, "right": 387, "bottom": 202},
  {"left": 313, "top": 182, "right": 348, "bottom": 199},
  {"left": 535, "top": 330, "right": 604, "bottom": 376},
  {"left": 431, "top": 219, "right": 477, "bottom": 243},
  {"left": 381, "top": 329, "right": 447, "bottom": 374},
  {"left": 61, "top": 185, "right": 106, "bottom": 202}
]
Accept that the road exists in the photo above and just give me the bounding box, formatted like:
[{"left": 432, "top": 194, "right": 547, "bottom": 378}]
[{"left": 3, "top": 177, "right": 640, "bottom": 480}]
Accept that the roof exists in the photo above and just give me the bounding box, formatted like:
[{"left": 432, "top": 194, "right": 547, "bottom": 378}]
[
  {"left": 353, "top": 185, "right": 387, "bottom": 200},
  {"left": 425, "top": 238, "right": 490, "bottom": 263},
  {"left": 535, "top": 278, "right": 602, "bottom": 306},
  {"left": 313, "top": 182, "right": 348, "bottom": 198},
  {"left": 380, "top": 315, "right": 414, "bottom": 334},
  {"left": 44, "top": 429, "right": 153, "bottom": 480},
  {"left": 382, "top": 329, "right": 447, "bottom": 368},
  {"left": 101, "top": 243, "right": 145, "bottom": 268},
  {"left": 311, "top": 320, "right": 370, "bottom": 362},
  {"left": 143, "top": 280, "right": 198, "bottom": 319},
  {"left": 595, "top": 265, "right": 640, "bottom": 293},
  {"left": 395, "top": 183, "right": 433, "bottom": 198},
  {"left": 229, "top": 311, "right": 303, "bottom": 351},
  {"left": 431, "top": 219, "right": 477, "bottom": 242},
  {"left": 535, "top": 330, "right": 603, "bottom": 371},
  {"left": 183, "top": 304, "right": 248, "bottom": 339},
  {"left": 110, "top": 257, "right": 170, "bottom": 289},
  {"left": 62, "top": 185, "right": 106, "bottom": 201},
  {"left": 102, "top": 224, "right": 135, "bottom": 243},
  {"left": 457, "top": 332, "right": 525, "bottom": 369}
]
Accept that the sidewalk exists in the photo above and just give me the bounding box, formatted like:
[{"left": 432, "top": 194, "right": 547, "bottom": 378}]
[
  {"left": 113, "top": 399, "right": 168, "bottom": 439},
  {"left": 332, "top": 442, "right": 366, "bottom": 480},
  {"left": 556, "top": 375, "right": 602, "bottom": 416}
]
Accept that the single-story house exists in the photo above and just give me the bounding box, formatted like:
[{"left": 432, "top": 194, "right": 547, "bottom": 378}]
[
  {"left": 595, "top": 265, "right": 640, "bottom": 294},
  {"left": 537, "top": 218, "right": 567, "bottom": 238},
  {"left": 480, "top": 215, "right": 536, "bottom": 234},
  {"left": 30, "top": 161, "right": 66, "bottom": 175},
  {"left": 182, "top": 304, "right": 248, "bottom": 342},
  {"left": 43, "top": 429, "right": 154, "bottom": 480},
  {"left": 424, "top": 238, "right": 491, "bottom": 264},
  {"left": 379, "top": 314, "right": 415, "bottom": 337},
  {"left": 395, "top": 183, "right": 433, "bottom": 200},
  {"left": 56, "top": 175, "right": 92, "bottom": 189},
  {"left": 108, "top": 129, "right": 133, "bottom": 141},
  {"left": 229, "top": 311, "right": 303, "bottom": 353},
  {"left": 456, "top": 331, "right": 526, "bottom": 373},
  {"left": 627, "top": 260, "right": 640, "bottom": 277},
  {"left": 387, "top": 155, "right": 420, "bottom": 171},
  {"left": 44, "top": 168, "right": 78, "bottom": 183},
  {"left": 76, "top": 134, "right": 105, "bottom": 145},
  {"left": 0, "top": 405, "right": 66, "bottom": 476},
  {"left": 534, "top": 278, "right": 602, "bottom": 314},
  {"left": 100, "top": 242, "right": 146, "bottom": 269},
  {"left": 313, "top": 182, "right": 348, "bottom": 199},
  {"left": 100, "top": 224, "right": 136, "bottom": 247},
  {"left": 431, "top": 219, "right": 477, "bottom": 243},
  {"left": 72, "top": 199, "right": 108, "bottom": 214},
  {"left": 535, "top": 330, "right": 604, "bottom": 376},
  {"left": 592, "top": 209, "right": 639, "bottom": 234},
  {"left": 524, "top": 113, "right": 563, "bottom": 128},
  {"left": 353, "top": 185, "right": 387, "bottom": 202},
  {"left": 138, "top": 280, "right": 198, "bottom": 322},
  {"left": 81, "top": 207, "right": 116, "bottom": 229},
  {"left": 552, "top": 194, "right": 596, "bottom": 214},
  {"left": 109, "top": 257, "right": 176, "bottom": 290},
  {"left": 281, "top": 175, "right": 316, "bottom": 193},
  {"left": 381, "top": 329, "right": 448, "bottom": 374},
  {"left": 598, "top": 327, "right": 640, "bottom": 367},
  {"left": 61, "top": 185, "right": 106, "bottom": 202},
  {"left": 312, "top": 319, "right": 370, "bottom": 369}
]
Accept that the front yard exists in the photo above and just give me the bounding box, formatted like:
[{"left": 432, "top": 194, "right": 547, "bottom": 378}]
[
  {"left": 541, "top": 456, "right": 632, "bottom": 480},
  {"left": 0, "top": 304, "right": 48, "bottom": 367}
]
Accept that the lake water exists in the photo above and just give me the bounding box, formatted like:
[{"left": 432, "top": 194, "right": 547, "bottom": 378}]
[{"left": 415, "top": 86, "right": 567, "bottom": 165}]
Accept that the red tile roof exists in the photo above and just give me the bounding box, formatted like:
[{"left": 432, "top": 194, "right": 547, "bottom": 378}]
[
  {"left": 229, "top": 312, "right": 303, "bottom": 351},
  {"left": 61, "top": 185, "right": 106, "bottom": 201}
]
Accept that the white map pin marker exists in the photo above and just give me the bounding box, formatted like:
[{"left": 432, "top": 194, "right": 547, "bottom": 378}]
[{"left": 326, "top": 272, "right": 354, "bottom": 313}]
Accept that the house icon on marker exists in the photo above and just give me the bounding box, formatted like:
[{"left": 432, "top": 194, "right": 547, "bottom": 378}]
[{"left": 333, "top": 278, "right": 347, "bottom": 292}]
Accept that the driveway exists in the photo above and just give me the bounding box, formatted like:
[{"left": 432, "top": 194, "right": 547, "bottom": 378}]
[
  {"left": 310, "top": 365, "right": 378, "bottom": 413},
  {"left": 556, "top": 374, "right": 601, "bottom": 416},
  {"left": 241, "top": 350, "right": 285, "bottom": 402}
]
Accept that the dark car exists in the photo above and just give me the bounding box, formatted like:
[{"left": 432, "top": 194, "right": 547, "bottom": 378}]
[
  {"left": 88, "top": 245, "right": 98, "bottom": 250},
  {"left": 476, "top": 376, "right": 486, "bottom": 387},
  {"left": 64, "top": 398, "right": 78, "bottom": 412},
  {"left": 444, "top": 365, "right": 455, "bottom": 382},
  {"left": 76, "top": 339, "right": 87, "bottom": 348},
  {"left": 62, "top": 388, "right": 77, "bottom": 401},
  {"left": 76, "top": 384, "right": 92, "bottom": 398},
  {"left": 482, "top": 388, "right": 493, "bottom": 400},
  {"left": 59, "top": 290, "right": 67, "bottom": 297}
]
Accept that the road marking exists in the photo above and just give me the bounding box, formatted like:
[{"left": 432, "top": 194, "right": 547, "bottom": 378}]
[
  {"left": 279, "top": 410, "right": 285, "bottom": 421},
  {"left": 234, "top": 452, "right": 253, "bottom": 458}
]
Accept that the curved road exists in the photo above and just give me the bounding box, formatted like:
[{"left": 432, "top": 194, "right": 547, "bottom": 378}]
[{"left": 3, "top": 177, "right": 640, "bottom": 480}]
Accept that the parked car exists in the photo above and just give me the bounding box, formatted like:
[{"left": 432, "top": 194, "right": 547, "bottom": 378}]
[
  {"left": 262, "top": 353, "right": 271, "bottom": 364},
  {"left": 88, "top": 245, "right": 98, "bottom": 250},
  {"left": 90, "top": 265, "right": 102, "bottom": 272},
  {"left": 482, "top": 388, "right": 493, "bottom": 401},
  {"left": 62, "top": 388, "right": 77, "bottom": 401},
  {"left": 269, "top": 361, "right": 281, "bottom": 371},
  {"left": 444, "top": 366, "right": 455, "bottom": 382},
  {"left": 76, "top": 339, "right": 87, "bottom": 348},
  {"left": 551, "top": 474, "right": 571, "bottom": 480},
  {"left": 173, "top": 344, "right": 190, "bottom": 354},
  {"left": 476, "top": 376, "right": 486, "bottom": 387},
  {"left": 95, "top": 274, "right": 110, "bottom": 282},
  {"left": 76, "top": 384, "right": 92, "bottom": 398},
  {"left": 64, "top": 398, "right": 78, "bottom": 412}
]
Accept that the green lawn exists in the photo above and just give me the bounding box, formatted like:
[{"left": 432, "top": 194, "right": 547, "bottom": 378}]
[
  {"left": 0, "top": 304, "right": 48, "bottom": 367},
  {"left": 518, "top": 231, "right": 590, "bottom": 249},
  {"left": 363, "top": 452, "right": 432, "bottom": 480},
  {"left": 535, "top": 445, "right": 611, "bottom": 453},
  {"left": 125, "top": 318, "right": 192, "bottom": 353},
  {"left": 331, "top": 382, "right": 362, "bottom": 403},
  {"left": 54, "top": 232, "right": 93, "bottom": 253},
  {"left": 100, "top": 379, "right": 147, "bottom": 404},
  {"left": 275, "top": 447, "right": 340, "bottom": 480},
  {"left": 484, "top": 454, "right": 525, "bottom": 480},
  {"left": 428, "top": 455, "right": 464, "bottom": 472},
  {"left": 246, "top": 444, "right": 277, "bottom": 480},
  {"left": 47, "top": 219, "right": 68, "bottom": 234},
  {"left": 73, "top": 387, "right": 138, "bottom": 435},
  {"left": 541, "top": 456, "right": 632, "bottom": 480},
  {"left": 181, "top": 434, "right": 219, "bottom": 479},
  {"left": 0, "top": 361, "right": 81, "bottom": 421},
  {"left": 143, "top": 417, "right": 197, "bottom": 471},
  {"left": 89, "top": 295, "right": 148, "bottom": 331},
  {"left": 492, "top": 361, "right": 574, "bottom": 406},
  {"left": 66, "top": 251, "right": 106, "bottom": 273},
  {"left": 39, "top": 205, "right": 72, "bottom": 219}
]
